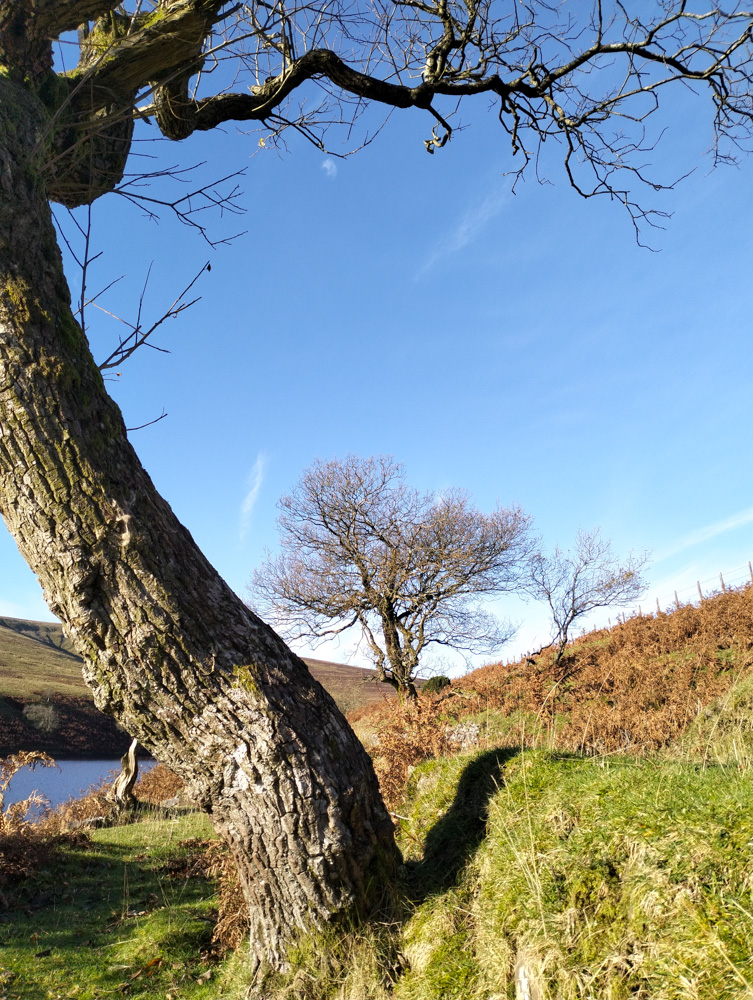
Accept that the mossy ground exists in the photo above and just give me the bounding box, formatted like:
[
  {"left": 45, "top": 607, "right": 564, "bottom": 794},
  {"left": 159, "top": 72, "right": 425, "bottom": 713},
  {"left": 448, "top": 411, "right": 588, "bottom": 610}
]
[
  {"left": 6, "top": 596, "right": 753, "bottom": 999},
  {"left": 0, "top": 812, "right": 248, "bottom": 1000}
]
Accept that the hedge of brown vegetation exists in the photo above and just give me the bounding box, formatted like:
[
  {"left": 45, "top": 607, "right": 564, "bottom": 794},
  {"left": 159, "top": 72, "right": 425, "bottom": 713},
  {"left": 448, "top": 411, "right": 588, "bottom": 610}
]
[{"left": 363, "top": 584, "right": 753, "bottom": 805}]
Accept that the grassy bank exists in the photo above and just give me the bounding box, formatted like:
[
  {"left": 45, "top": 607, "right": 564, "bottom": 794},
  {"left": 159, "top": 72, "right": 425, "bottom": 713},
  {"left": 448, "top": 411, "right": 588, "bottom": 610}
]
[
  {"left": 7, "top": 747, "right": 751, "bottom": 999},
  {"left": 398, "top": 751, "right": 753, "bottom": 1000},
  {"left": 0, "top": 810, "right": 254, "bottom": 1000},
  {"left": 4, "top": 589, "right": 753, "bottom": 998}
]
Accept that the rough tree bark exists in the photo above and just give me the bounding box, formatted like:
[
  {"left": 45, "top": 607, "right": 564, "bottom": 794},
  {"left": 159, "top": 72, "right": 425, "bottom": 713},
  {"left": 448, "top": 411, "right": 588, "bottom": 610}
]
[
  {"left": 3, "top": 0, "right": 753, "bottom": 977},
  {"left": 0, "top": 75, "right": 397, "bottom": 972}
]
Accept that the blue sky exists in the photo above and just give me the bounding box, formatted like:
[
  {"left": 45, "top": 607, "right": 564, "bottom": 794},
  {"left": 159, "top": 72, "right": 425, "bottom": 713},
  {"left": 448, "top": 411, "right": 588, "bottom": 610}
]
[{"left": 1, "top": 83, "right": 752, "bottom": 673}]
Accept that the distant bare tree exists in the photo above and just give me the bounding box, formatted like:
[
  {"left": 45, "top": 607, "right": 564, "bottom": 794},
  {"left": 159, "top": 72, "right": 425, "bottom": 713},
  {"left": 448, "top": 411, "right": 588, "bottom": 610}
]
[
  {"left": 527, "top": 529, "right": 648, "bottom": 666},
  {"left": 22, "top": 702, "right": 60, "bottom": 734},
  {"left": 251, "top": 455, "right": 532, "bottom": 699}
]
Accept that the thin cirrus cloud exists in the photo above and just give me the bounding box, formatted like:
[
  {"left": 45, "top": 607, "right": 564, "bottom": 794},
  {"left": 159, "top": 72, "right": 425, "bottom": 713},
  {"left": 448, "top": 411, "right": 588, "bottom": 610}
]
[
  {"left": 240, "top": 454, "right": 268, "bottom": 541},
  {"left": 653, "top": 504, "right": 753, "bottom": 563},
  {"left": 321, "top": 158, "right": 338, "bottom": 178},
  {"left": 417, "top": 188, "right": 507, "bottom": 276}
]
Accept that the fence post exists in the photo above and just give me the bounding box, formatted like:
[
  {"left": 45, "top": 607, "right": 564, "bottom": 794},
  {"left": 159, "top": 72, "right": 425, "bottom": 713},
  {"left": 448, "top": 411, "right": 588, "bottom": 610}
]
[
  {"left": 749, "top": 561, "right": 753, "bottom": 585},
  {"left": 720, "top": 572, "right": 726, "bottom": 593},
  {"left": 656, "top": 598, "right": 661, "bottom": 615},
  {"left": 697, "top": 581, "right": 703, "bottom": 602},
  {"left": 674, "top": 591, "right": 680, "bottom": 609}
]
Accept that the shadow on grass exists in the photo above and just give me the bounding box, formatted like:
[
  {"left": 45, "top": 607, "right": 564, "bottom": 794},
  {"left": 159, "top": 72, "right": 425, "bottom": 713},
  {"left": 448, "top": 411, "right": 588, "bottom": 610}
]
[
  {"left": 0, "top": 824, "right": 216, "bottom": 1000},
  {"left": 405, "top": 747, "right": 520, "bottom": 901}
]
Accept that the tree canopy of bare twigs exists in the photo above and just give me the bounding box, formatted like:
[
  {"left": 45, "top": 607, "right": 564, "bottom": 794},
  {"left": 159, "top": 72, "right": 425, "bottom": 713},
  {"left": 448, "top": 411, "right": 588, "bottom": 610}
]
[
  {"left": 251, "top": 455, "right": 532, "bottom": 698},
  {"left": 527, "top": 527, "right": 649, "bottom": 665},
  {"left": 4, "top": 2, "right": 753, "bottom": 239}
]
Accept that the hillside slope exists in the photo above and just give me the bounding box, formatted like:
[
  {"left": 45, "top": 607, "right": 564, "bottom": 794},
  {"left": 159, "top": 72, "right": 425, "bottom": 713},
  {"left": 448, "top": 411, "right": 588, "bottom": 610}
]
[
  {"left": 352, "top": 584, "right": 753, "bottom": 805},
  {"left": 0, "top": 616, "right": 394, "bottom": 756},
  {"left": 456, "top": 582, "right": 753, "bottom": 755},
  {"left": 7, "top": 592, "right": 753, "bottom": 998}
]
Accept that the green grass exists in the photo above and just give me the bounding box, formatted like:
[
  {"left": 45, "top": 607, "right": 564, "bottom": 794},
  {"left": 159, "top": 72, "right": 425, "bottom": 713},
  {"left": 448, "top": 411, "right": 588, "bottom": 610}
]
[
  {"left": 0, "top": 812, "right": 249, "bottom": 1000},
  {"left": 471, "top": 751, "right": 753, "bottom": 999},
  {"left": 268, "top": 749, "right": 753, "bottom": 1000},
  {"left": 6, "top": 749, "right": 753, "bottom": 999}
]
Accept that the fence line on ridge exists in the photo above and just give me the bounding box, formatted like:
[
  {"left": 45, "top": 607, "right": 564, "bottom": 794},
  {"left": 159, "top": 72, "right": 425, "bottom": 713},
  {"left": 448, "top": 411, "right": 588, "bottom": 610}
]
[
  {"left": 514, "top": 559, "right": 753, "bottom": 664},
  {"left": 630, "top": 559, "right": 753, "bottom": 622}
]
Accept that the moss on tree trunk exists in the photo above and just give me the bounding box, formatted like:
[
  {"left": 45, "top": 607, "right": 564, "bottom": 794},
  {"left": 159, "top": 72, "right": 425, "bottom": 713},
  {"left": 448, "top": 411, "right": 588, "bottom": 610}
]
[{"left": 0, "top": 76, "right": 398, "bottom": 973}]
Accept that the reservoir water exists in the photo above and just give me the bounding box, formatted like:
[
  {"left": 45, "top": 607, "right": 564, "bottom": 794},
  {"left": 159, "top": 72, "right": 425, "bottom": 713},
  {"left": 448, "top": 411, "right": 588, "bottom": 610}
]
[{"left": 3, "top": 758, "right": 156, "bottom": 811}]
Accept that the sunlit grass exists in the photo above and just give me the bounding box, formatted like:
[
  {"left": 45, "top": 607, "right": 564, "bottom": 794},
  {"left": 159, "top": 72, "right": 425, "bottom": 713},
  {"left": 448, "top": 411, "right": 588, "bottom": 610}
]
[
  {"left": 0, "top": 811, "right": 250, "bottom": 1000},
  {"left": 269, "top": 747, "right": 753, "bottom": 1000},
  {"left": 472, "top": 751, "right": 753, "bottom": 999},
  {"left": 5, "top": 749, "right": 753, "bottom": 1000},
  {"left": 7, "top": 585, "right": 753, "bottom": 1000}
]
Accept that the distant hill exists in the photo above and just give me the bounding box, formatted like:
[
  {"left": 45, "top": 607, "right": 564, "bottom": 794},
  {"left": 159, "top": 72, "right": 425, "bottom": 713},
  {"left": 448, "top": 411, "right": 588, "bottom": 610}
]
[
  {"left": 0, "top": 616, "right": 394, "bottom": 757},
  {"left": 0, "top": 617, "right": 85, "bottom": 700}
]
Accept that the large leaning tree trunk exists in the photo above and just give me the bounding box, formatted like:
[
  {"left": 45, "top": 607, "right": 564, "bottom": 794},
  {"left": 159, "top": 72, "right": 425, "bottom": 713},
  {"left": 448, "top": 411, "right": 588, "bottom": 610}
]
[
  {"left": 0, "top": 73, "right": 397, "bottom": 972},
  {"left": 3, "top": 0, "right": 753, "bottom": 978}
]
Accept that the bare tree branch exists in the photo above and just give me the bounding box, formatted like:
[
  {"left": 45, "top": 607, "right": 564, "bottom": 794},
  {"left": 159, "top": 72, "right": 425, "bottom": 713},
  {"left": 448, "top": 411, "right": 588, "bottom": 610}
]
[
  {"left": 7, "top": 2, "right": 752, "bottom": 235},
  {"left": 126, "top": 408, "right": 168, "bottom": 431},
  {"left": 250, "top": 454, "right": 532, "bottom": 699},
  {"left": 526, "top": 527, "right": 649, "bottom": 669},
  {"left": 96, "top": 261, "right": 209, "bottom": 370}
]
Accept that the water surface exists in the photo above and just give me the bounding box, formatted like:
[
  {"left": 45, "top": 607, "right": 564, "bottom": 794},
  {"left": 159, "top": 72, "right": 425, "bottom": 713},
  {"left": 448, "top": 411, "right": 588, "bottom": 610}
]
[{"left": 4, "top": 758, "right": 155, "bottom": 810}]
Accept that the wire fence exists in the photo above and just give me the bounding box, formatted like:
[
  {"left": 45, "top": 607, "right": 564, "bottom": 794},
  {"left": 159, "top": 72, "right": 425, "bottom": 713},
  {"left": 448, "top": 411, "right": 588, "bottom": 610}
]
[
  {"left": 605, "top": 560, "right": 753, "bottom": 631},
  {"left": 514, "top": 560, "right": 753, "bottom": 662},
  {"left": 633, "top": 560, "right": 753, "bottom": 619}
]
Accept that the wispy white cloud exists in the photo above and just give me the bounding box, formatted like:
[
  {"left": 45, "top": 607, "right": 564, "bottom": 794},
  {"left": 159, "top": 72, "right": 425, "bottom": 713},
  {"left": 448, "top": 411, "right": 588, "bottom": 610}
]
[
  {"left": 654, "top": 504, "right": 753, "bottom": 563},
  {"left": 240, "top": 453, "right": 268, "bottom": 541},
  {"left": 417, "top": 189, "right": 507, "bottom": 276},
  {"left": 321, "top": 158, "right": 337, "bottom": 179}
]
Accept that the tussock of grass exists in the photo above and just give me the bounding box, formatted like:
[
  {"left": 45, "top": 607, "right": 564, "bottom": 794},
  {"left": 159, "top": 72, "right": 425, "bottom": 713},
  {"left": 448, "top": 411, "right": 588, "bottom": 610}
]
[
  {"left": 473, "top": 751, "right": 753, "bottom": 999},
  {"left": 6, "top": 749, "right": 753, "bottom": 1000},
  {"left": 270, "top": 748, "right": 753, "bottom": 1000}
]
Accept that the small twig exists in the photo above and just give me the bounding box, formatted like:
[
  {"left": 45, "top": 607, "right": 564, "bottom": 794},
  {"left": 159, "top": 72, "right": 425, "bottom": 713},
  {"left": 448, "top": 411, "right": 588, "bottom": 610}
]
[
  {"left": 98, "top": 262, "right": 210, "bottom": 371},
  {"left": 127, "top": 410, "right": 168, "bottom": 433}
]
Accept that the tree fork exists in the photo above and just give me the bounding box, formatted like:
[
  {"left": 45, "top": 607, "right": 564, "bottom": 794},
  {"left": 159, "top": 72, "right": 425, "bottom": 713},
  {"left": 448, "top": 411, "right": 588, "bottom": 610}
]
[{"left": 0, "top": 77, "right": 398, "bottom": 971}]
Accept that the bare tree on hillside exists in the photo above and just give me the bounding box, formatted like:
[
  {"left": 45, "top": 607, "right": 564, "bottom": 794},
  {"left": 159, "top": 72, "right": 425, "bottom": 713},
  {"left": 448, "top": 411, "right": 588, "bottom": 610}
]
[
  {"left": 2, "top": 0, "right": 753, "bottom": 975},
  {"left": 527, "top": 529, "right": 649, "bottom": 667},
  {"left": 251, "top": 455, "right": 532, "bottom": 700}
]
